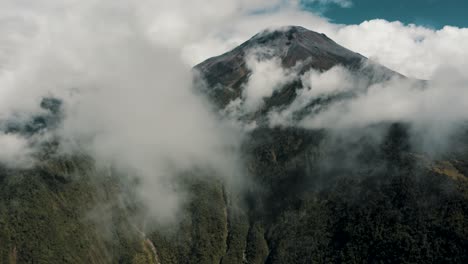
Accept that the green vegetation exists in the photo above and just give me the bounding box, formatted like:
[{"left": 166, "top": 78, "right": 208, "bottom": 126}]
[{"left": 0, "top": 124, "right": 468, "bottom": 263}]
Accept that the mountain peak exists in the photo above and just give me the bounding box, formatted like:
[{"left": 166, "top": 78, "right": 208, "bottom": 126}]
[
  {"left": 195, "top": 26, "right": 400, "bottom": 110},
  {"left": 196, "top": 26, "right": 368, "bottom": 80},
  {"left": 251, "top": 25, "right": 330, "bottom": 45},
  {"left": 237, "top": 25, "right": 364, "bottom": 67}
]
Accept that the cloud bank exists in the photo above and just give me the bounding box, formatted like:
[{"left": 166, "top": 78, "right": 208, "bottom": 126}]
[
  {"left": 0, "top": 0, "right": 248, "bottom": 224},
  {"left": 0, "top": 133, "right": 34, "bottom": 168}
]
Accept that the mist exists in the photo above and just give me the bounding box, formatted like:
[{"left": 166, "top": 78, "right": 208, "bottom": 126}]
[
  {"left": 231, "top": 52, "right": 468, "bottom": 156},
  {"left": 0, "top": 133, "right": 34, "bottom": 168},
  {"left": 0, "top": 0, "right": 249, "bottom": 225}
]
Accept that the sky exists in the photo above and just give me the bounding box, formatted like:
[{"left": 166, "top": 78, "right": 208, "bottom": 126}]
[{"left": 302, "top": 0, "right": 468, "bottom": 29}]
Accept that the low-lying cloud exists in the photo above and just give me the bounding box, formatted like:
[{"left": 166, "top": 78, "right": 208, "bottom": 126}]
[
  {"left": 0, "top": 0, "right": 246, "bottom": 225},
  {"left": 0, "top": 133, "right": 34, "bottom": 168},
  {"left": 240, "top": 56, "right": 468, "bottom": 155}
]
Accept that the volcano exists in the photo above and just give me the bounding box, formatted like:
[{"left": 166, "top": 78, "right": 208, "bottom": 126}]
[{"left": 195, "top": 26, "right": 401, "bottom": 110}]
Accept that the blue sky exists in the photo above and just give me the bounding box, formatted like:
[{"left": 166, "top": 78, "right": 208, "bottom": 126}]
[{"left": 302, "top": 0, "right": 468, "bottom": 28}]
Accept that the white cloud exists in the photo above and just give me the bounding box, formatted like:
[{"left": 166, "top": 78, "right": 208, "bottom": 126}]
[
  {"left": 290, "top": 66, "right": 468, "bottom": 154},
  {"left": 330, "top": 20, "right": 468, "bottom": 79},
  {"left": 0, "top": 0, "right": 246, "bottom": 225},
  {"left": 301, "top": 66, "right": 356, "bottom": 98},
  {"left": 179, "top": 12, "right": 468, "bottom": 83},
  {"left": 242, "top": 51, "right": 297, "bottom": 113},
  {"left": 0, "top": 133, "right": 34, "bottom": 168},
  {"left": 269, "top": 66, "right": 357, "bottom": 127}
]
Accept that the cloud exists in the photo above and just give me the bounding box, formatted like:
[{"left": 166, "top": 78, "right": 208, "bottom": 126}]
[
  {"left": 0, "top": 133, "right": 34, "bottom": 168},
  {"left": 330, "top": 20, "right": 468, "bottom": 79},
  {"left": 242, "top": 50, "right": 298, "bottom": 113},
  {"left": 0, "top": 0, "right": 246, "bottom": 225},
  {"left": 264, "top": 64, "right": 468, "bottom": 154},
  {"left": 297, "top": 67, "right": 468, "bottom": 130},
  {"left": 301, "top": 66, "right": 356, "bottom": 98},
  {"left": 269, "top": 66, "right": 358, "bottom": 127}
]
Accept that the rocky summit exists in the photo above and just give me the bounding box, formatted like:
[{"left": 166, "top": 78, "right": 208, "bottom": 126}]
[{"left": 195, "top": 26, "right": 400, "bottom": 111}]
